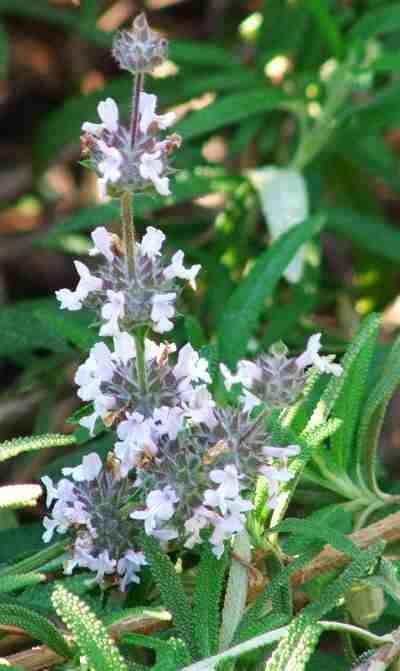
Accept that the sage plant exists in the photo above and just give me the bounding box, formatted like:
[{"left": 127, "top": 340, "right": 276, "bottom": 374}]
[{"left": 42, "top": 13, "right": 343, "bottom": 590}]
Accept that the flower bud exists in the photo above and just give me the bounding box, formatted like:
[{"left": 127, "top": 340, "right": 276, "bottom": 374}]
[{"left": 112, "top": 13, "right": 168, "bottom": 74}]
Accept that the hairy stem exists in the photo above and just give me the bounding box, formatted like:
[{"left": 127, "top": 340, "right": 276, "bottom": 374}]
[
  {"left": 134, "top": 328, "right": 148, "bottom": 393},
  {"left": 121, "top": 191, "right": 136, "bottom": 279},
  {"left": 130, "top": 72, "right": 144, "bottom": 149}
]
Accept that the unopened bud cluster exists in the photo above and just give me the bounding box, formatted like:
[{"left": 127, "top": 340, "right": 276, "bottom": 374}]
[
  {"left": 42, "top": 13, "right": 343, "bottom": 590},
  {"left": 112, "top": 13, "right": 168, "bottom": 74}
]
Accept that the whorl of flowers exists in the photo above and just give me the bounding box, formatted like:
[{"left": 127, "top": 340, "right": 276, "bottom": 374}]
[
  {"left": 42, "top": 12, "right": 344, "bottom": 589},
  {"left": 56, "top": 225, "right": 201, "bottom": 334},
  {"left": 220, "top": 335, "right": 343, "bottom": 413},
  {"left": 42, "top": 454, "right": 146, "bottom": 591},
  {"left": 74, "top": 334, "right": 214, "bottom": 459}
]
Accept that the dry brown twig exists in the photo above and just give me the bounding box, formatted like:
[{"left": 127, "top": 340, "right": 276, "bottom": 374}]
[{"left": 3, "top": 510, "right": 400, "bottom": 671}]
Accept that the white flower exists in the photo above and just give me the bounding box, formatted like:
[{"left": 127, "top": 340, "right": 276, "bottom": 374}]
[
  {"left": 182, "top": 385, "right": 217, "bottom": 428},
  {"left": 42, "top": 501, "right": 70, "bottom": 543},
  {"left": 296, "top": 333, "right": 343, "bottom": 377},
  {"left": 56, "top": 262, "right": 102, "bottom": 311},
  {"left": 139, "top": 150, "right": 170, "bottom": 196},
  {"left": 184, "top": 507, "right": 214, "bottom": 549},
  {"left": 151, "top": 292, "right": 176, "bottom": 332},
  {"left": 115, "top": 413, "right": 158, "bottom": 476},
  {"left": 89, "top": 226, "right": 114, "bottom": 262},
  {"left": 210, "top": 464, "right": 242, "bottom": 499},
  {"left": 97, "top": 141, "right": 122, "bottom": 185},
  {"left": 259, "top": 465, "right": 294, "bottom": 484},
  {"left": 100, "top": 290, "right": 125, "bottom": 336},
  {"left": 140, "top": 226, "right": 166, "bottom": 258},
  {"left": 91, "top": 550, "right": 116, "bottom": 583},
  {"left": 209, "top": 512, "right": 244, "bottom": 559},
  {"left": 262, "top": 444, "right": 301, "bottom": 459},
  {"left": 62, "top": 453, "right": 102, "bottom": 482},
  {"left": 153, "top": 406, "right": 184, "bottom": 440},
  {"left": 130, "top": 486, "right": 178, "bottom": 536},
  {"left": 139, "top": 92, "right": 176, "bottom": 134},
  {"left": 82, "top": 97, "right": 119, "bottom": 135},
  {"left": 241, "top": 389, "right": 262, "bottom": 413},
  {"left": 164, "top": 251, "right": 201, "bottom": 290},
  {"left": 80, "top": 411, "right": 99, "bottom": 436},
  {"left": 113, "top": 332, "right": 136, "bottom": 365},
  {"left": 173, "top": 343, "right": 211, "bottom": 385},
  {"left": 75, "top": 342, "right": 115, "bottom": 402},
  {"left": 220, "top": 360, "right": 262, "bottom": 391},
  {"left": 75, "top": 261, "right": 103, "bottom": 297},
  {"left": 41, "top": 476, "right": 58, "bottom": 508},
  {"left": 117, "top": 549, "right": 147, "bottom": 591},
  {"left": 55, "top": 288, "right": 83, "bottom": 311}
]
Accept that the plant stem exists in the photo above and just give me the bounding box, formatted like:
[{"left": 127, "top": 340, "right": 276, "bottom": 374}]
[
  {"left": 134, "top": 328, "right": 148, "bottom": 393},
  {"left": 130, "top": 72, "right": 144, "bottom": 149},
  {"left": 121, "top": 191, "right": 136, "bottom": 279}
]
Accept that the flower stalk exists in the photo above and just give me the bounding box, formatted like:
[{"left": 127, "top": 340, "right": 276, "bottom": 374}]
[
  {"left": 130, "top": 72, "right": 144, "bottom": 149},
  {"left": 121, "top": 191, "right": 136, "bottom": 279}
]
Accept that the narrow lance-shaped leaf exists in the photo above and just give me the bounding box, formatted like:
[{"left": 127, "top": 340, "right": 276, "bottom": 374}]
[
  {"left": 140, "top": 533, "right": 195, "bottom": 658},
  {"left": 0, "top": 602, "right": 72, "bottom": 659},
  {"left": 193, "top": 540, "right": 228, "bottom": 657},
  {"left": 52, "top": 585, "right": 128, "bottom": 671},
  {"left": 329, "top": 312, "right": 380, "bottom": 473},
  {"left": 306, "top": 313, "right": 381, "bottom": 431},
  {"left": 264, "top": 620, "right": 323, "bottom": 671},
  {"left": 0, "top": 433, "right": 76, "bottom": 463},
  {"left": 219, "top": 530, "right": 250, "bottom": 652},
  {"left": 0, "top": 572, "right": 45, "bottom": 593},
  {"left": 218, "top": 214, "right": 324, "bottom": 367},
  {"left": 356, "top": 335, "right": 400, "bottom": 493}
]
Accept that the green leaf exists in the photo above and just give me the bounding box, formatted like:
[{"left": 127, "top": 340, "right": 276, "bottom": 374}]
[
  {"left": 218, "top": 214, "right": 324, "bottom": 366},
  {"left": 52, "top": 585, "right": 128, "bottom": 670},
  {"left": 0, "top": 19, "right": 9, "bottom": 78},
  {"left": 140, "top": 534, "right": 195, "bottom": 658},
  {"left": 264, "top": 621, "right": 323, "bottom": 671},
  {"left": 306, "top": 314, "right": 381, "bottom": 432},
  {"left": 329, "top": 313, "right": 380, "bottom": 472},
  {"left": 0, "top": 539, "right": 68, "bottom": 577},
  {"left": 169, "top": 41, "right": 238, "bottom": 69},
  {"left": 272, "top": 518, "right": 362, "bottom": 561},
  {"left": 193, "top": 540, "right": 228, "bottom": 657},
  {"left": 356, "top": 334, "right": 400, "bottom": 493},
  {"left": 0, "top": 299, "right": 70, "bottom": 359},
  {"left": 327, "top": 207, "right": 400, "bottom": 263},
  {"left": 175, "top": 88, "right": 289, "bottom": 142},
  {"left": 122, "top": 632, "right": 191, "bottom": 670},
  {"left": 350, "top": 6, "right": 400, "bottom": 41},
  {"left": 0, "top": 0, "right": 109, "bottom": 46},
  {"left": 234, "top": 548, "right": 320, "bottom": 644},
  {"left": 304, "top": 0, "right": 344, "bottom": 59},
  {"left": 0, "top": 433, "right": 76, "bottom": 463},
  {"left": 219, "top": 531, "right": 251, "bottom": 653},
  {"left": 304, "top": 543, "right": 384, "bottom": 623},
  {"left": 0, "top": 602, "right": 72, "bottom": 658},
  {"left": 35, "top": 302, "right": 98, "bottom": 351},
  {"left": 0, "top": 571, "right": 45, "bottom": 593},
  {"left": 367, "top": 52, "right": 400, "bottom": 73}
]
